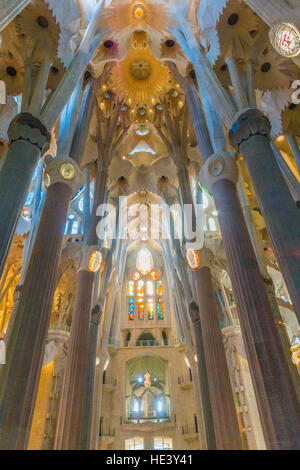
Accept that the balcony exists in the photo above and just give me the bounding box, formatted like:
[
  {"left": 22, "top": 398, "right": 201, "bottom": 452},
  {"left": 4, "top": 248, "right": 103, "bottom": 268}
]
[
  {"left": 177, "top": 374, "right": 193, "bottom": 390},
  {"left": 103, "top": 376, "right": 117, "bottom": 393},
  {"left": 99, "top": 426, "right": 115, "bottom": 445},
  {"left": 123, "top": 338, "right": 184, "bottom": 348},
  {"left": 182, "top": 424, "right": 199, "bottom": 441},
  {"left": 125, "top": 339, "right": 172, "bottom": 347},
  {"left": 126, "top": 411, "right": 171, "bottom": 424},
  {"left": 107, "top": 339, "right": 119, "bottom": 354}
]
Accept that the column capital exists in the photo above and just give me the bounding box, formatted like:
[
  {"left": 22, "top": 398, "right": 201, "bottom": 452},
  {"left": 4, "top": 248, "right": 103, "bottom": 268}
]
[
  {"left": 43, "top": 155, "right": 84, "bottom": 195},
  {"left": 7, "top": 112, "right": 51, "bottom": 152},
  {"left": 199, "top": 151, "right": 239, "bottom": 192},
  {"left": 229, "top": 108, "right": 271, "bottom": 151}
]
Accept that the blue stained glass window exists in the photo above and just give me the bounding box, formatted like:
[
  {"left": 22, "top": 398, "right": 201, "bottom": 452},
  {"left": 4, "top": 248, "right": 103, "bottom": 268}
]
[
  {"left": 128, "top": 298, "right": 134, "bottom": 320},
  {"left": 25, "top": 192, "right": 34, "bottom": 206}
]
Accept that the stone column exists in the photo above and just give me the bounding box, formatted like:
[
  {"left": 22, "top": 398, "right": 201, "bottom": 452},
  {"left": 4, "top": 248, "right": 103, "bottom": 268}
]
[
  {"left": 188, "top": 302, "right": 216, "bottom": 450},
  {"left": 0, "top": 157, "right": 82, "bottom": 450},
  {"left": 200, "top": 151, "right": 300, "bottom": 449},
  {"left": 191, "top": 253, "right": 242, "bottom": 450},
  {"left": 229, "top": 109, "right": 300, "bottom": 324},
  {"left": 54, "top": 246, "right": 101, "bottom": 450},
  {"left": 0, "top": 113, "right": 50, "bottom": 279}
]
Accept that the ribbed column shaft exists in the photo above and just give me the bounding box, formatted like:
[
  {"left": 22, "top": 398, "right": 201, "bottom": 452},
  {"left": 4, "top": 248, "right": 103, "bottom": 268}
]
[
  {"left": 239, "top": 135, "right": 300, "bottom": 322},
  {"left": 189, "top": 305, "right": 217, "bottom": 450},
  {"left": 55, "top": 167, "right": 108, "bottom": 449},
  {"left": 212, "top": 178, "right": 300, "bottom": 450},
  {"left": 0, "top": 141, "right": 40, "bottom": 278},
  {"left": 0, "top": 182, "right": 72, "bottom": 449},
  {"left": 54, "top": 269, "right": 95, "bottom": 449},
  {"left": 184, "top": 84, "right": 214, "bottom": 160},
  {"left": 193, "top": 267, "right": 242, "bottom": 450},
  {"left": 0, "top": 113, "right": 50, "bottom": 279}
]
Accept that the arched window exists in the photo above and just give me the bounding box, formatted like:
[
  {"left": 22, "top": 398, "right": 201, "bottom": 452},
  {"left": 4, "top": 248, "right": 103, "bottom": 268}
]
[
  {"left": 71, "top": 220, "right": 80, "bottom": 235},
  {"left": 127, "top": 249, "right": 164, "bottom": 321}
]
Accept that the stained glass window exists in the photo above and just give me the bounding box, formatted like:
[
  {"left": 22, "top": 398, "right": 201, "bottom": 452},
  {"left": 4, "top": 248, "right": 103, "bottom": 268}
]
[
  {"left": 25, "top": 192, "right": 34, "bottom": 206},
  {"left": 71, "top": 220, "right": 80, "bottom": 235},
  {"left": 136, "top": 248, "right": 153, "bottom": 275},
  {"left": 138, "top": 303, "right": 144, "bottom": 320},
  {"left": 128, "top": 298, "right": 134, "bottom": 320},
  {"left": 128, "top": 281, "right": 134, "bottom": 296},
  {"left": 147, "top": 303, "right": 155, "bottom": 320},
  {"left": 127, "top": 254, "right": 164, "bottom": 322},
  {"left": 157, "top": 303, "right": 164, "bottom": 319},
  {"left": 137, "top": 280, "right": 144, "bottom": 297},
  {"left": 156, "top": 280, "right": 162, "bottom": 296},
  {"left": 146, "top": 280, "right": 154, "bottom": 296}
]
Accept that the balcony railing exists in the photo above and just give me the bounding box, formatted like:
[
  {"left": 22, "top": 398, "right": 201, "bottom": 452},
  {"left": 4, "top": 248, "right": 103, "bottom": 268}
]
[
  {"left": 126, "top": 411, "right": 170, "bottom": 423},
  {"left": 182, "top": 424, "right": 198, "bottom": 435},
  {"left": 99, "top": 426, "right": 115, "bottom": 437},
  {"left": 124, "top": 339, "right": 181, "bottom": 347},
  {"left": 177, "top": 374, "right": 193, "bottom": 385}
]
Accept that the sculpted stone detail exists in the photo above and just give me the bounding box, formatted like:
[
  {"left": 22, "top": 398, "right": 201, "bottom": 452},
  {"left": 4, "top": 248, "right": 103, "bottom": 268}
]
[
  {"left": 229, "top": 109, "right": 271, "bottom": 151},
  {"left": 189, "top": 301, "right": 200, "bottom": 324},
  {"left": 199, "top": 151, "right": 239, "bottom": 192},
  {"left": 91, "top": 304, "right": 103, "bottom": 326},
  {"left": 43, "top": 155, "right": 84, "bottom": 195},
  {"left": 7, "top": 112, "right": 51, "bottom": 152}
]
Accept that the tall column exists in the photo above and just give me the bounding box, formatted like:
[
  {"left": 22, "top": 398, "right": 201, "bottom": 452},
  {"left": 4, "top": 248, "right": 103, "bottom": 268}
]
[
  {"left": 200, "top": 151, "right": 300, "bottom": 449},
  {"left": 0, "top": 113, "right": 50, "bottom": 278},
  {"left": 54, "top": 246, "right": 101, "bottom": 450},
  {"left": 191, "top": 254, "right": 242, "bottom": 450},
  {"left": 54, "top": 165, "right": 110, "bottom": 449},
  {"left": 0, "top": 156, "right": 82, "bottom": 448},
  {"left": 188, "top": 302, "right": 217, "bottom": 450},
  {"left": 229, "top": 109, "right": 300, "bottom": 324}
]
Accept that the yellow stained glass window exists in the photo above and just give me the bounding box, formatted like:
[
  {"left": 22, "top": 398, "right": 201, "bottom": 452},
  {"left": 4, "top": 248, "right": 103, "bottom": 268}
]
[
  {"left": 138, "top": 303, "right": 144, "bottom": 320},
  {"left": 147, "top": 303, "right": 155, "bottom": 320},
  {"left": 132, "top": 272, "right": 140, "bottom": 280},
  {"left": 137, "top": 280, "right": 144, "bottom": 297},
  {"left": 150, "top": 271, "right": 158, "bottom": 280},
  {"left": 156, "top": 280, "right": 162, "bottom": 295},
  {"left": 157, "top": 303, "right": 164, "bottom": 319}
]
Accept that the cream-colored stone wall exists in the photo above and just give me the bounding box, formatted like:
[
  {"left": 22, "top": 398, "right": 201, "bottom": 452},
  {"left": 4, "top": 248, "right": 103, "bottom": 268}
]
[{"left": 98, "top": 344, "right": 201, "bottom": 450}]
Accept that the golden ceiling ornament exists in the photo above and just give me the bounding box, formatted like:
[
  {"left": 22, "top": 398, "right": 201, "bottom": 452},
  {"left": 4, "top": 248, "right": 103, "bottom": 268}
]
[
  {"left": 216, "top": 2, "right": 262, "bottom": 59},
  {"left": 112, "top": 33, "right": 174, "bottom": 107},
  {"left": 282, "top": 102, "right": 300, "bottom": 137},
  {"left": 104, "top": 0, "right": 170, "bottom": 36},
  {"left": 14, "top": 0, "right": 60, "bottom": 61},
  {"left": 130, "top": 59, "right": 152, "bottom": 80}
]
